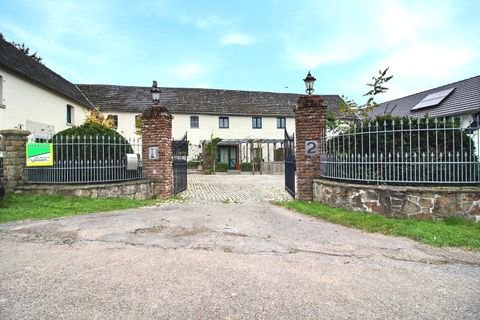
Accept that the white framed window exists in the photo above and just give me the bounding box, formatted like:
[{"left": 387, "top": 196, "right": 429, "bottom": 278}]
[
  {"left": 219, "top": 116, "right": 229, "bottom": 128},
  {"left": 277, "top": 117, "right": 286, "bottom": 129},
  {"left": 190, "top": 115, "right": 199, "bottom": 128},
  {"left": 252, "top": 117, "right": 262, "bottom": 129},
  {"left": 0, "top": 75, "right": 4, "bottom": 108},
  {"left": 66, "top": 104, "right": 74, "bottom": 125}
]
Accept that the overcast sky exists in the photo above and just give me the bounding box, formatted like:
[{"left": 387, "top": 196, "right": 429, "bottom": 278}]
[{"left": 1, "top": 0, "right": 479, "bottom": 104}]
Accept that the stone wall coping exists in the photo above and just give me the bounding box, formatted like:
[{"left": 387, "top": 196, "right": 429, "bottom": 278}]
[
  {"left": 0, "top": 129, "right": 31, "bottom": 136},
  {"left": 15, "top": 179, "right": 153, "bottom": 192},
  {"left": 313, "top": 178, "right": 480, "bottom": 193}
]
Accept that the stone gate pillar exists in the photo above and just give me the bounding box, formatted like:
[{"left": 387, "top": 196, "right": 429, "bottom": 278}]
[
  {"left": 141, "top": 106, "right": 173, "bottom": 198},
  {"left": 295, "top": 96, "right": 327, "bottom": 200},
  {"left": 0, "top": 129, "right": 31, "bottom": 191}
]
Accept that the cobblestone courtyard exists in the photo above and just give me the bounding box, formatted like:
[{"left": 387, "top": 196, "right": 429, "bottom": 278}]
[{"left": 181, "top": 173, "right": 292, "bottom": 203}]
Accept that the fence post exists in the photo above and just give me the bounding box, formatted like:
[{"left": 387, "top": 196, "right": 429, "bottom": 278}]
[
  {"left": 0, "top": 129, "right": 31, "bottom": 191},
  {"left": 295, "top": 96, "right": 327, "bottom": 200},
  {"left": 141, "top": 105, "right": 173, "bottom": 198}
]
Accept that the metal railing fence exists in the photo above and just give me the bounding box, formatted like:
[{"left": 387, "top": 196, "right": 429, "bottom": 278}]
[
  {"left": 320, "top": 116, "right": 480, "bottom": 185},
  {"left": 26, "top": 135, "right": 144, "bottom": 184}
]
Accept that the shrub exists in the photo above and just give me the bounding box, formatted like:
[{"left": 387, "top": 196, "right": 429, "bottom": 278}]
[
  {"left": 203, "top": 136, "right": 221, "bottom": 170},
  {"left": 187, "top": 161, "right": 198, "bottom": 169},
  {"left": 216, "top": 162, "right": 228, "bottom": 172},
  {"left": 240, "top": 162, "right": 252, "bottom": 172},
  {"left": 50, "top": 123, "right": 134, "bottom": 162},
  {"left": 327, "top": 115, "right": 479, "bottom": 183}
]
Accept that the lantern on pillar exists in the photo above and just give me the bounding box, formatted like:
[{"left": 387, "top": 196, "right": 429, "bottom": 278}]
[
  {"left": 303, "top": 71, "right": 316, "bottom": 95},
  {"left": 151, "top": 80, "right": 161, "bottom": 104}
]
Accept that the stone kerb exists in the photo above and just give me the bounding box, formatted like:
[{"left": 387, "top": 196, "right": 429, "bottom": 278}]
[
  {"left": 141, "top": 105, "right": 174, "bottom": 198},
  {"left": 0, "top": 129, "right": 31, "bottom": 191},
  {"left": 295, "top": 95, "right": 327, "bottom": 200}
]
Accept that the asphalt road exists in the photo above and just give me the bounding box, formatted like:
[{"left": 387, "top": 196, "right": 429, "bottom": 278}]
[{"left": 1, "top": 202, "right": 479, "bottom": 320}]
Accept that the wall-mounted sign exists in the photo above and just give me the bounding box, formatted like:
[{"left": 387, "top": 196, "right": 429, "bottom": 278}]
[
  {"left": 26, "top": 143, "right": 53, "bottom": 167},
  {"left": 149, "top": 147, "right": 159, "bottom": 160},
  {"left": 305, "top": 140, "right": 318, "bottom": 156}
]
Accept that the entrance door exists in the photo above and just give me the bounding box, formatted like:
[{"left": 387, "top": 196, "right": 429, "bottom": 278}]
[{"left": 218, "top": 146, "right": 238, "bottom": 169}]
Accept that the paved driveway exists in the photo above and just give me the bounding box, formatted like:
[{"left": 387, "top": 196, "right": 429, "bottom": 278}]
[
  {"left": 182, "top": 173, "right": 292, "bottom": 203},
  {"left": 1, "top": 175, "right": 479, "bottom": 319}
]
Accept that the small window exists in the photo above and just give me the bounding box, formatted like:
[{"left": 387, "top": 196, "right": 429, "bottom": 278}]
[
  {"left": 0, "top": 75, "right": 4, "bottom": 108},
  {"left": 252, "top": 117, "right": 262, "bottom": 129},
  {"left": 219, "top": 117, "right": 229, "bottom": 128},
  {"left": 107, "top": 115, "right": 118, "bottom": 128},
  {"left": 66, "top": 105, "right": 74, "bottom": 125},
  {"left": 190, "top": 115, "right": 199, "bottom": 128},
  {"left": 277, "top": 117, "right": 286, "bottom": 129}
]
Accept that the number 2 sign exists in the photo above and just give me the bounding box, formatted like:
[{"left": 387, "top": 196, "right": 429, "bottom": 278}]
[{"left": 305, "top": 140, "right": 318, "bottom": 156}]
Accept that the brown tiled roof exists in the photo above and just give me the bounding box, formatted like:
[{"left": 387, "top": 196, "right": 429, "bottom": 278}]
[
  {"left": 77, "top": 84, "right": 343, "bottom": 117},
  {"left": 371, "top": 75, "right": 480, "bottom": 118},
  {"left": 0, "top": 37, "right": 94, "bottom": 109}
]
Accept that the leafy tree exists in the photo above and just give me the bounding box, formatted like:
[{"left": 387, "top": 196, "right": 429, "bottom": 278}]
[
  {"left": 84, "top": 109, "right": 115, "bottom": 128},
  {"left": 135, "top": 116, "right": 142, "bottom": 136},
  {"left": 330, "top": 67, "right": 393, "bottom": 130},
  {"left": 203, "top": 135, "right": 221, "bottom": 173},
  {"left": 363, "top": 67, "right": 393, "bottom": 108}
]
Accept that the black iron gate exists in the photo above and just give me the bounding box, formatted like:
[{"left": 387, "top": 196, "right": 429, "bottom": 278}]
[
  {"left": 172, "top": 133, "right": 188, "bottom": 195},
  {"left": 284, "top": 129, "right": 295, "bottom": 198}
]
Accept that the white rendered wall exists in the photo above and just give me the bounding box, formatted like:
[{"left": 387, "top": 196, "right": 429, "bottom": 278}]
[
  {"left": 0, "top": 67, "right": 89, "bottom": 135},
  {"left": 172, "top": 114, "right": 294, "bottom": 143},
  {"left": 105, "top": 111, "right": 141, "bottom": 139},
  {"left": 104, "top": 111, "right": 295, "bottom": 143}
]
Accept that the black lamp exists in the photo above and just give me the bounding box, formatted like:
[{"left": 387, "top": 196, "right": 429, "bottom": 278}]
[
  {"left": 151, "top": 80, "right": 161, "bottom": 104},
  {"left": 303, "top": 71, "right": 316, "bottom": 95}
]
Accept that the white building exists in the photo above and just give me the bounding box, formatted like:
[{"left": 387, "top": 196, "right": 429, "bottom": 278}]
[
  {"left": 77, "top": 84, "right": 342, "bottom": 168},
  {"left": 1, "top": 36, "right": 344, "bottom": 169},
  {"left": 0, "top": 37, "right": 94, "bottom": 140}
]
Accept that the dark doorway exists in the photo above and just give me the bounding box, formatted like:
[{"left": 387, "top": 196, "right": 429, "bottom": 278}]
[{"left": 218, "top": 145, "right": 238, "bottom": 170}]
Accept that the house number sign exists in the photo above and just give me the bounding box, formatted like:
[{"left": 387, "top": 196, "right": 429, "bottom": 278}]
[{"left": 305, "top": 140, "right": 318, "bottom": 156}]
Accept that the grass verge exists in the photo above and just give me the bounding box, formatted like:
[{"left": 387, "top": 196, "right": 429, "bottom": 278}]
[
  {"left": 277, "top": 200, "right": 480, "bottom": 250},
  {"left": 0, "top": 194, "right": 165, "bottom": 223}
]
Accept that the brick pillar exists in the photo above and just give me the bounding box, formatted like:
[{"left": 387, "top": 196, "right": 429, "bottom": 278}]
[
  {"left": 141, "top": 106, "right": 173, "bottom": 198},
  {"left": 295, "top": 96, "right": 327, "bottom": 200},
  {"left": 0, "top": 129, "right": 31, "bottom": 191}
]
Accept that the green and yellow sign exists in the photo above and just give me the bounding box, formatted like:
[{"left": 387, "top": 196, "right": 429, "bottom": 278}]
[{"left": 26, "top": 143, "right": 53, "bottom": 167}]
